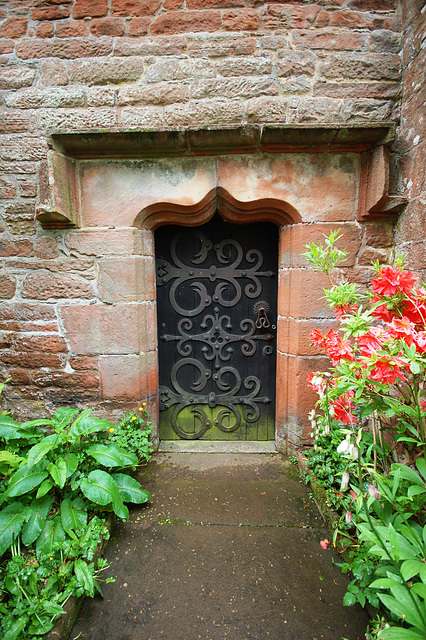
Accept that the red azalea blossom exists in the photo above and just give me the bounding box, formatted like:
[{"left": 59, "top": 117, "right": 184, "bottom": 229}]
[
  {"left": 368, "top": 357, "right": 407, "bottom": 385},
  {"left": 401, "top": 291, "right": 426, "bottom": 326},
  {"left": 372, "top": 298, "right": 397, "bottom": 323},
  {"left": 310, "top": 328, "right": 327, "bottom": 348},
  {"left": 334, "top": 303, "right": 358, "bottom": 320},
  {"left": 414, "top": 331, "right": 426, "bottom": 354},
  {"left": 357, "top": 326, "right": 389, "bottom": 356},
  {"left": 324, "top": 329, "right": 354, "bottom": 365},
  {"left": 372, "top": 266, "right": 417, "bottom": 297},
  {"left": 331, "top": 391, "right": 358, "bottom": 425},
  {"left": 387, "top": 316, "right": 416, "bottom": 346}
]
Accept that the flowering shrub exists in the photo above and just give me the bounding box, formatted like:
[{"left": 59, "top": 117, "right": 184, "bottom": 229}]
[{"left": 303, "top": 233, "right": 426, "bottom": 640}]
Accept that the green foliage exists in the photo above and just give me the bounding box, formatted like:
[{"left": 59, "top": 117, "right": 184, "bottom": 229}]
[{"left": 0, "top": 405, "right": 153, "bottom": 640}]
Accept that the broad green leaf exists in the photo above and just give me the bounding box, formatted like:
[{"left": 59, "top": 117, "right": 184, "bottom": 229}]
[
  {"left": 36, "top": 479, "right": 53, "bottom": 499},
  {"left": 0, "top": 451, "right": 25, "bottom": 467},
  {"left": 3, "top": 615, "right": 28, "bottom": 640},
  {"left": 68, "top": 410, "right": 109, "bottom": 439},
  {"left": 27, "top": 434, "right": 61, "bottom": 468},
  {"left": 111, "top": 473, "right": 151, "bottom": 504},
  {"left": 64, "top": 453, "right": 78, "bottom": 478},
  {"left": 80, "top": 470, "right": 128, "bottom": 519},
  {"left": 383, "top": 584, "right": 424, "bottom": 628},
  {"left": 74, "top": 558, "right": 95, "bottom": 598},
  {"left": 86, "top": 444, "right": 138, "bottom": 468},
  {"left": 47, "top": 457, "right": 68, "bottom": 489},
  {"left": 36, "top": 518, "right": 54, "bottom": 557},
  {"left": 21, "top": 495, "right": 54, "bottom": 547},
  {"left": 408, "top": 486, "right": 426, "bottom": 498},
  {"left": 410, "top": 361, "right": 421, "bottom": 374},
  {"left": 379, "top": 628, "right": 426, "bottom": 639},
  {"left": 369, "top": 578, "right": 397, "bottom": 590},
  {"left": 51, "top": 515, "right": 66, "bottom": 547},
  {"left": 0, "top": 415, "right": 32, "bottom": 441},
  {"left": 411, "top": 583, "right": 426, "bottom": 599},
  {"left": 42, "top": 601, "right": 65, "bottom": 617},
  {"left": 3, "top": 463, "right": 48, "bottom": 499},
  {"left": 416, "top": 457, "right": 426, "bottom": 481},
  {"left": 61, "top": 497, "right": 87, "bottom": 536},
  {"left": 401, "top": 560, "right": 425, "bottom": 581},
  {"left": 20, "top": 418, "right": 54, "bottom": 429},
  {"left": 52, "top": 407, "right": 80, "bottom": 429},
  {"left": 392, "top": 463, "right": 424, "bottom": 486},
  {"left": 0, "top": 503, "right": 30, "bottom": 555}
]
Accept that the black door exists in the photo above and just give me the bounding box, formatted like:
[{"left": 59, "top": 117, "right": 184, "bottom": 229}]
[{"left": 155, "top": 215, "right": 278, "bottom": 441}]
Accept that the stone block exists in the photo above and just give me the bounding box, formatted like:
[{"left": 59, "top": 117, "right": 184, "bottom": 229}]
[
  {"left": 278, "top": 268, "right": 332, "bottom": 319},
  {"left": 32, "top": 6, "right": 70, "bottom": 20},
  {"left": 21, "top": 272, "right": 94, "bottom": 300},
  {"left": 277, "top": 316, "right": 337, "bottom": 357},
  {"left": 100, "top": 352, "right": 158, "bottom": 400},
  {"left": 65, "top": 228, "right": 154, "bottom": 257},
  {"left": 33, "top": 371, "right": 100, "bottom": 389},
  {"left": 0, "top": 38, "right": 14, "bottom": 54},
  {"left": 37, "top": 107, "right": 117, "bottom": 133},
  {"left": 192, "top": 77, "right": 279, "bottom": 100},
  {"left": 114, "top": 36, "right": 186, "bottom": 56},
  {"left": 319, "top": 53, "right": 401, "bottom": 81},
  {"left": 118, "top": 83, "right": 189, "bottom": 106},
  {"left": 0, "top": 136, "right": 48, "bottom": 162},
  {"left": 61, "top": 303, "right": 155, "bottom": 355},
  {"left": 279, "top": 222, "right": 362, "bottom": 268},
  {"left": 16, "top": 37, "right": 113, "bottom": 60},
  {"left": 0, "top": 177, "right": 16, "bottom": 199},
  {"left": 14, "top": 334, "right": 68, "bottom": 353},
  {"left": 276, "top": 50, "right": 316, "bottom": 77},
  {"left": 186, "top": 34, "right": 256, "bottom": 57},
  {"left": 262, "top": 5, "right": 320, "bottom": 30},
  {"left": 292, "top": 29, "right": 369, "bottom": 51},
  {"left": 357, "top": 246, "right": 388, "bottom": 265},
  {"left": 151, "top": 10, "right": 222, "bottom": 35},
  {"left": 0, "top": 17, "right": 28, "bottom": 37},
  {"left": 98, "top": 256, "right": 156, "bottom": 303},
  {"left": 0, "top": 113, "right": 29, "bottom": 133},
  {"left": 70, "top": 355, "right": 99, "bottom": 370},
  {"left": 145, "top": 58, "right": 216, "bottom": 83},
  {"left": 0, "top": 303, "right": 56, "bottom": 322},
  {"left": 111, "top": 0, "right": 161, "bottom": 16},
  {"left": 55, "top": 20, "right": 89, "bottom": 38},
  {"left": 36, "top": 23, "right": 54, "bottom": 38},
  {"left": 364, "top": 222, "right": 394, "bottom": 248},
  {"left": 68, "top": 57, "right": 142, "bottom": 85},
  {"left": 0, "top": 352, "right": 66, "bottom": 369},
  {"left": 0, "top": 238, "right": 33, "bottom": 257},
  {"left": 216, "top": 57, "right": 272, "bottom": 77},
  {"left": 73, "top": 0, "right": 108, "bottom": 18},
  {"left": 0, "top": 275, "right": 17, "bottom": 299},
  {"left": 90, "top": 17, "right": 126, "bottom": 36},
  {"left": 0, "top": 66, "right": 36, "bottom": 90},
  {"left": 5, "top": 87, "right": 85, "bottom": 109},
  {"left": 222, "top": 9, "right": 260, "bottom": 30}
]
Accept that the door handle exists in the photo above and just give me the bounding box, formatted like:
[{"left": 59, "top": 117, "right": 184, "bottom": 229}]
[{"left": 254, "top": 301, "right": 271, "bottom": 329}]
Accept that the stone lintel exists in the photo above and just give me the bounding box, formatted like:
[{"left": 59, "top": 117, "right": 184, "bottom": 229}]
[{"left": 51, "top": 123, "right": 396, "bottom": 159}]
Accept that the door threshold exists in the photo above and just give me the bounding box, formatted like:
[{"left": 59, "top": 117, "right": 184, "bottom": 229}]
[{"left": 158, "top": 441, "right": 277, "bottom": 454}]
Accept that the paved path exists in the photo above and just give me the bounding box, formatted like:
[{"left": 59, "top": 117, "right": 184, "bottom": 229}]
[{"left": 71, "top": 453, "right": 369, "bottom": 640}]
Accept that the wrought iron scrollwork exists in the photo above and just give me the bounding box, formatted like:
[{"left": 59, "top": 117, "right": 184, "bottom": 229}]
[
  {"left": 156, "top": 231, "right": 274, "bottom": 317},
  {"left": 160, "top": 306, "right": 273, "bottom": 370},
  {"left": 160, "top": 360, "right": 271, "bottom": 440}
]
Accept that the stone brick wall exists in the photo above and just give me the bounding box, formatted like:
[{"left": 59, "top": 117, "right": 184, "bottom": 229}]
[
  {"left": 393, "top": 0, "right": 425, "bottom": 281},
  {"left": 0, "top": 0, "right": 422, "bottom": 448}
]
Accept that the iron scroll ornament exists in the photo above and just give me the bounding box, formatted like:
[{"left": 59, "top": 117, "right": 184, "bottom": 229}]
[
  {"left": 159, "top": 359, "right": 271, "bottom": 440},
  {"left": 156, "top": 231, "right": 275, "bottom": 317}
]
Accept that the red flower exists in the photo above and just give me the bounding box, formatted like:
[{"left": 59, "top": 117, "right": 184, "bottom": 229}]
[
  {"left": 334, "top": 303, "right": 358, "bottom": 320},
  {"left": 357, "top": 326, "right": 389, "bottom": 356},
  {"left": 331, "top": 392, "right": 358, "bottom": 425},
  {"left": 324, "top": 329, "right": 354, "bottom": 365},
  {"left": 372, "top": 299, "right": 397, "bottom": 323},
  {"left": 372, "top": 266, "right": 416, "bottom": 297},
  {"left": 387, "top": 316, "right": 416, "bottom": 346},
  {"left": 368, "top": 357, "right": 407, "bottom": 385},
  {"left": 413, "top": 331, "right": 426, "bottom": 354},
  {"left": 310, "top": 328, "right": 327, "bottom": 348}
]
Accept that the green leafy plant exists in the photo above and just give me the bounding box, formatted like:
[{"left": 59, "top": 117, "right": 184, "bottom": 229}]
[
  {"left": 303, "top": 232, "right": 426, "bottom": 639},
  {"left": 0, "top": 405, "right": 153, "bottom": 640}
]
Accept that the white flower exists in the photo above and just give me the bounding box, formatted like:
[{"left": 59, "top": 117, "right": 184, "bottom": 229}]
[
  {"left": 345, "top": 510, "right": 352, "bottom": 524},
  {"left": 337, "top": 439, "right": 350, "bottom": 454},
  {"left": 340, "top": 471, "right": 350, "bottom": 491}
]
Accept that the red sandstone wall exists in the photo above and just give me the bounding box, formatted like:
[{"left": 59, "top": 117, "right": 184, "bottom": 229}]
[
  {"left": 0, "top": 0, "right": 416, "bottom": 440},
  {"left": 393, "top": 0, "right": 425, "bottom": 281}
]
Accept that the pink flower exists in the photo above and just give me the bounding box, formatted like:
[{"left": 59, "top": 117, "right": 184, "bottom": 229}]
[{"left": 320, "top": 539, "right": 329, "bottom": 550}]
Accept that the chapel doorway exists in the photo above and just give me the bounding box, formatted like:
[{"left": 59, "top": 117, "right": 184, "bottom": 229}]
[{"left": 155, "top": 214, "right": 278, "bottom": 441}]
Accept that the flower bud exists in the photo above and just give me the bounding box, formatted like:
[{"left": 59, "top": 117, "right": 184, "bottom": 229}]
[
  {"left": 337, "top": 439, "right": 350, "bottom": 454},
  {"left": 340, "top": 471, "right": 350, "bottom": 491},
  {"left": 345, "top": 510, "right": 352, "bottom": 524},
  {"left": 368, "top": 484, "right": 380, "bottom": 500}
]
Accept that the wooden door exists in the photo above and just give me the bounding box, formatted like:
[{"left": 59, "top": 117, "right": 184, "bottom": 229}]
[{"left": 155, "top": 215, "right": 278, "bottom": 441}]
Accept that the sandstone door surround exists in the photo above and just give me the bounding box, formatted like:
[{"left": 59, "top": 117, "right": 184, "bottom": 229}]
[{"left": 37, "top": 124, "right": 406, "bottom": 451}]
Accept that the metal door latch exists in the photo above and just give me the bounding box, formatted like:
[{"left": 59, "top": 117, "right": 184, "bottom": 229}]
[{"left": 254, "top": 301, "right": 271, "bottom": 329}]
